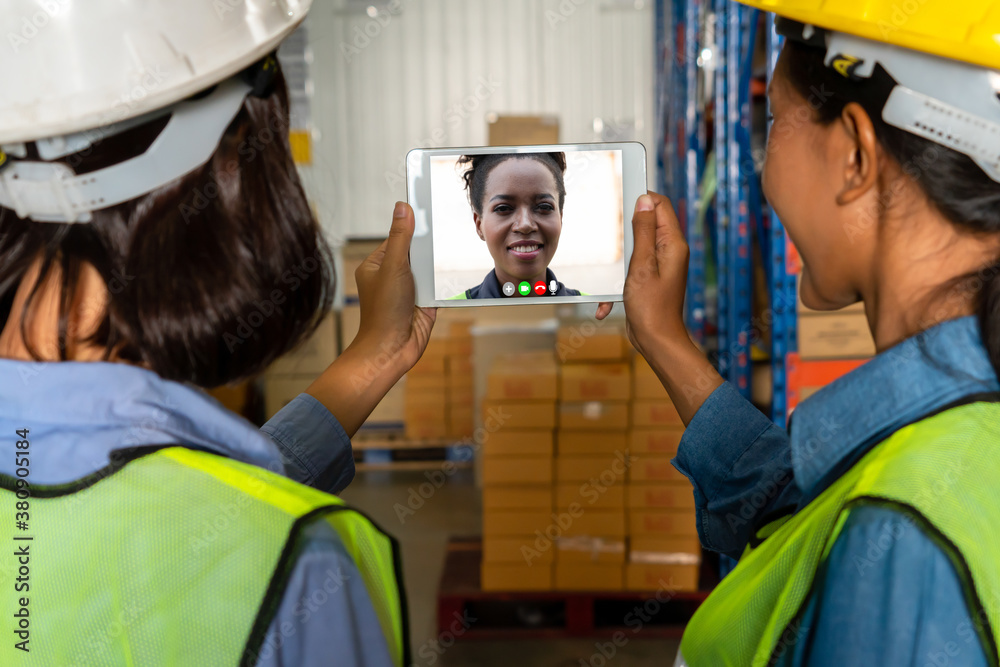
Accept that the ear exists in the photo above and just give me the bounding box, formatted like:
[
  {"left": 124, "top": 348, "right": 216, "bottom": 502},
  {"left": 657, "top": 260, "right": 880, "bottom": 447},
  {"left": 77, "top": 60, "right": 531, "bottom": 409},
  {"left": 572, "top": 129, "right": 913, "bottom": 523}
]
[
  {"left": 474, "top": 211, "right": 485, "bottom": 241},
  {"left": 835, "top": 102, "right": 880, "bottom": 206}
]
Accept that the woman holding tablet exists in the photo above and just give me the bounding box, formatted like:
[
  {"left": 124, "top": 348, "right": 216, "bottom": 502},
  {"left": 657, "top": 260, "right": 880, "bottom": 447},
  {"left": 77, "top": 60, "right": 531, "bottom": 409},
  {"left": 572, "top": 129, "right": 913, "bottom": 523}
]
[
  {"left": 449, "top": 152, "right": 583, "bottom": 299},
  {"left": 600, "top": 3, "right": 1000, "bottom": 664}
]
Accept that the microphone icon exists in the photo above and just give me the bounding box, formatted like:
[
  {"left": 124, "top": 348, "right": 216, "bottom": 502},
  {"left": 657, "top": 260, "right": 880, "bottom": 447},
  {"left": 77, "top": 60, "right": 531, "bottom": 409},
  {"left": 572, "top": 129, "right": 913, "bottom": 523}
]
[{"left": 548, "top": 280, "right": 557, "bottom": 295}]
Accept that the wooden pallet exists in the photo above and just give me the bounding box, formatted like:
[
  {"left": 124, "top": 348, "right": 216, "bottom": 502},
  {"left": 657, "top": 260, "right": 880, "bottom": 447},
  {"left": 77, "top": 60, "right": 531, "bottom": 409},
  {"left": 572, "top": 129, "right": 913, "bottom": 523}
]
[
  {"left": 435, "top": 538, "right": 716, "bottom": 640},
  {"left": 352, "top": 431, "right": 476, "bottom": 472}
]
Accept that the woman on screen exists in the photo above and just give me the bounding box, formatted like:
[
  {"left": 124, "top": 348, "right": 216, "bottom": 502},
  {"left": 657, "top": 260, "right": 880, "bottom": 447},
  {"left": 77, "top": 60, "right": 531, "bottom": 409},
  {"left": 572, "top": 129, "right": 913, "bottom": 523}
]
[{"left": 448, "top": 152, "right": 583, "bottom": 299}]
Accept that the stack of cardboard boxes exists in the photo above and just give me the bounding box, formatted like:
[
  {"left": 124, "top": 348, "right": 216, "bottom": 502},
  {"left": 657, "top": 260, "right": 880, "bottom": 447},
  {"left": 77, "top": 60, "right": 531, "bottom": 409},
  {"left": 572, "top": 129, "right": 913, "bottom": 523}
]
[
  {"left": 262, "top": 314, "right": 338, "bottom": 419},
  {"left": 404, "top": 339, "right": 448, "bottom": 439},
  {"left": 481, "top": 351, "right": 559, "bottom": 591},
  {"left": 626, "top": 356, "right": 701, "bottom": 591},
  {"left": 553, "top": 326, "right": 632, "bottom": 591},
  {"left": 446, "top": 321, "right": 475, "bottom": 439}
]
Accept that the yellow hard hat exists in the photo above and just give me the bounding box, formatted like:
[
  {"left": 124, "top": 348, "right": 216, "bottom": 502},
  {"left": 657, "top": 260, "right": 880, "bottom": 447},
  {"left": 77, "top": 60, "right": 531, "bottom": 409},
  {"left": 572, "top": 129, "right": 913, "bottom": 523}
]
[{"left": 734, "top": 0, "right": 1000, "bottom": 71}]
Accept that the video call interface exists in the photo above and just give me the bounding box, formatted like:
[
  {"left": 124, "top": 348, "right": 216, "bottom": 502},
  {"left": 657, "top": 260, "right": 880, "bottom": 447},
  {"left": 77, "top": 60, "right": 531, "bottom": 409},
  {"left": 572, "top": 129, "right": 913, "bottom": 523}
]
[{"left": 429, "top": 149, "right": 626, "bottom": 301}]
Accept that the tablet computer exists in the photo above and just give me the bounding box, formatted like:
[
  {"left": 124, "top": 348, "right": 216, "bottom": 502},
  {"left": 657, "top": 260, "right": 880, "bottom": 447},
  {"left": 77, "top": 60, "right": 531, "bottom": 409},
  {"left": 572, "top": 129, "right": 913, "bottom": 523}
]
[{"left": 406, "top": 142, "right": 645, "bottom": 307}]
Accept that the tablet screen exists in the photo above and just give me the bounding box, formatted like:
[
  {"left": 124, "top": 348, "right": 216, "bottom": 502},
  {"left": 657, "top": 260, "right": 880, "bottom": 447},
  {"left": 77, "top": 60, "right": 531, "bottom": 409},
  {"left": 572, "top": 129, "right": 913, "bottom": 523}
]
[{"left": 429, "top": 149, "right": 625, "bottom": 301}]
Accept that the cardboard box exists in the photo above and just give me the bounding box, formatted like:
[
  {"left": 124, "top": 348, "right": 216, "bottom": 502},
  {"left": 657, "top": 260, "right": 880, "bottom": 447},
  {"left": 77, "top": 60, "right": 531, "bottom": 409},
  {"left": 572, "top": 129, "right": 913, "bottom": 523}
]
[
  {"left": 407, "top": 374, "right": 448, "bottom": 393},
  {"left": 482, "top": 400, "right": 557, "bottom": 430},
  {"left": 627, "top": 484, "right": 695, "bottom": 509},
  {"left": 797, "top": 312, "right": 876, "bottom": 359},
  {"left": 340, "top": 240, "right": 383, "bottom": 298},
  {"left": 448, "top": 355, "right": 474, "bottom": 375},
  {"left": 447, "top": 406, "right": 474, "bottom": 439},
  {"left": 632, "top": 355, "right": 668, "bottom": 399},
  {"left": 557, "top": 325, "right": 629, "bottom": 363},
  {"left": 366, "top": 380, "right": 405, "bottom": 427},
  {"left": 447, "top": 384, "right": 475, "bottom": 408},
  {"left": 628, "top": 457, "right": 687, "bottom": 483},
  {"left": 556, "top": 431, "right": 629, "bottom": 455},
  {"left": 483, "top": 431, "right": 554, "bottom": 458},
  {"left": 628, "top": 510, "right": 698, "bottom": 537},
  {"left": 625, "top": 563, "right": 699, "bottom": 592},
  {"left": 555, "top": 455, "right": 630, "bottom": 484},
  {"left": 481, "top": 563, "right": 552, "bottom": 591},
  {"left": 483, "top": 486, "right": 553, "bottom": 510},
  {"left": 404, "top": 408, "right": 447, "bottom": 440},
  {"left": 488, "top": 114, "right": 559, "bottom": 146},
  {"left": 560, "top": 363, "right": 632, "bottom": 401},
  {"left": 269, "top": 314, "right": 337, "bottom": 375},
  {"left": 630, "top": 537, "right": 702, "bottom": 560},
  {"left": 340, "top": 304, "right": 362, "bottom": 351},
  {"left": 560, "top": 510, "right": 626, "bottom": 538},
  {"left": 263, "top": 375, "right": 314, "bottom": 419},
  {"left": 556, "top": 537, "right": 626, "bottom": 564},
  {"left": 410, "top": 353, "right": 447, "bottom": 377},
  {"left": 556, "top": 483, "right": 624, "bottom": 512},
  {"left": 629, "top": 428, "right": 684, "bottom": 455},
  {"left": 486, "top": 352, "right": 558, "bottom": 400},
  {"left": 481, "top": 457, "right": 553, "bottom": 485},
  {"left": 444, "top": 337, "right": 473, "bottom": 356},
  {"left": 405, "top": 388, "right": 447, "bottom": 409},
  {"left": 483, "top": 508, "right": 553, "bottom": 536},
  {"left": 631, "top": 400, "right": 683, "bottom": 428},
  {"left": 483, "top": 537, "right": 554, "bottom": 564},
  {"left": 555, "top": 563, "right": 624, "bottom": 591},
  {"left": 559, "top": 401, "right": 629, "bottom": 430}
]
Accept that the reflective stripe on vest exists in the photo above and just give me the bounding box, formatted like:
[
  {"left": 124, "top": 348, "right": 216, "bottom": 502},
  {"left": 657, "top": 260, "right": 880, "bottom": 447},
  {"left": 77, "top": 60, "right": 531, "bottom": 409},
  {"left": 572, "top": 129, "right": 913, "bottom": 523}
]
[
  {"left": 0, "top": 446, "right": 408, "bottom": 666},
  {"left": 679, "top": 401, "right": 1000, "bottom": 666}
]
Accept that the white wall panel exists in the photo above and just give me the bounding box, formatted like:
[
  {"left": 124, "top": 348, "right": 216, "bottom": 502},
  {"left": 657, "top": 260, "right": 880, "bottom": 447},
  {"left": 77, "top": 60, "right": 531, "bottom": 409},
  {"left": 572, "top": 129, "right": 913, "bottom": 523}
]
[{"left": 298, "top": 0, "right": 655, "bottom": 242}]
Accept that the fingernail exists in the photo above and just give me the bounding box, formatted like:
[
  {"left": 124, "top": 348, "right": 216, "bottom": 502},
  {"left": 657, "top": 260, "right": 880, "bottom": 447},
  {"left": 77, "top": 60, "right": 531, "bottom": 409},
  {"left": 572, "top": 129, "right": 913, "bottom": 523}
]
[
  {"left": 393, "top": 201, "right": 407, "bottom": 218},
  {"left": 636, "top": 195, "right": 654, "bottom": 212}
]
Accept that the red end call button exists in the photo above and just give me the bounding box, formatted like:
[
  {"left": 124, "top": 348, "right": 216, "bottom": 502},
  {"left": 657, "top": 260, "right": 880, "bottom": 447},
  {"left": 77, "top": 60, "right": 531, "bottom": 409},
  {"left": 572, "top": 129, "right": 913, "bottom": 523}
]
[{"left": 533, "top": 281, "right": 547, "bottom": 296}]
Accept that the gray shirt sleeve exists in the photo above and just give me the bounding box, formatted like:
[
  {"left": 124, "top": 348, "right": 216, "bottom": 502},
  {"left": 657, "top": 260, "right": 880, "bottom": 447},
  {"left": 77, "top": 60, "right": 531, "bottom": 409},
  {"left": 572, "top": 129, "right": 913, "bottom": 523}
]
[
  {"left": 260, "top": 393, "right": 356, "bottom": 494},
  {"left": 251, "top": 519, "right": 397, "bottom": 667}
]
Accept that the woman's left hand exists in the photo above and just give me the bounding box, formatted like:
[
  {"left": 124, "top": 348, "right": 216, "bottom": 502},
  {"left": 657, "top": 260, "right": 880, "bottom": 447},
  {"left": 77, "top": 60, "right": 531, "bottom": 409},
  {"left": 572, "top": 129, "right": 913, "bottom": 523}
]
[
  {"left": 353, "top": 201, "right": 438, "bottom": 374},
  {"left": 306, "top": 201, "right": 436, "bottom": 437}
]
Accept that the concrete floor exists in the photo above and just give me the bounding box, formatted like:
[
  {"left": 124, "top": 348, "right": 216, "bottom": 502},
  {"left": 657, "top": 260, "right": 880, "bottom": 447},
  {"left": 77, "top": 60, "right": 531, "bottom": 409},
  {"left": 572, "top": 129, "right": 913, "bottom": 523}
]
[{"left": 340, "top": 469, "right": 681, "bottom": 666}]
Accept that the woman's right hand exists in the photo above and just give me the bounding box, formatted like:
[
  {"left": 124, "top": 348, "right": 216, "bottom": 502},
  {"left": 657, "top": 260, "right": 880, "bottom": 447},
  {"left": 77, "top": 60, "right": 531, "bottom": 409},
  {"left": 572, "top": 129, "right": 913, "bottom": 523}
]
[{"left": 596, "top": 191, "right": 722, "bottom": 426}]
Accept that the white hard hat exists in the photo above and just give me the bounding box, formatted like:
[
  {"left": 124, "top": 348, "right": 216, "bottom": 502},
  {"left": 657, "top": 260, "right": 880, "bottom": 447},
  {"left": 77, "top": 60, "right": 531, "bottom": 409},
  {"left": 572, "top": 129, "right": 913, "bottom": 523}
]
[
  {"left": 2, "top": 0, "right": 311, "bottom": 144},
  {"left": 0, "top": 0, "right": 312, "bottom": 223}
]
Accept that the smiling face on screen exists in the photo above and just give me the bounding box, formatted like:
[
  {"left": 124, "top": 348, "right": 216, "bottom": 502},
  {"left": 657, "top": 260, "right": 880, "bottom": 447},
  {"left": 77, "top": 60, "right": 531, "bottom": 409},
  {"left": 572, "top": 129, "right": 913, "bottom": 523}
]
[{"left": 474, "top": 157, "right": 563, "bottom": 287}]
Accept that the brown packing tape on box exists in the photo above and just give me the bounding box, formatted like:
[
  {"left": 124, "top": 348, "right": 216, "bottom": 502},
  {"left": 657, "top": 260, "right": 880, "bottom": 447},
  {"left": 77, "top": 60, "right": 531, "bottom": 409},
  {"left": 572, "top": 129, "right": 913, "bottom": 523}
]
[
  {"left": 560, "top": 363, "right": 632, "bottom": 401},
  {"left": 481, "top": 563, "right": 553, "bottom": 591},
  {"left": 559, "top": 401, "right": 630, "bottom": 430},
  {"left": 483, "top": 486, "right": 553, "bottom": 510},
  {"left": 557, "top": 325, "right": 630, "bottom": 363},
  {"left": 560, "top": 509, "right": 626, "bottom": 538},
  {"left": 797, "top": 312, "right": 876, "bottom": 360},
  {"left": 555, "top": 454, "right": 630, "bottom": 483},
  {"left": 483, "top": 430, "right": 554, "bottom": 458},
  {"left": 557, "top": 430, "right": 628, "bottom": 455},
  {"left": 627, "top": 484, "right": 695, "bottom": 509},
  {"left": 482, "top": 400, "right": 557, "bottom": 430},
  {"left": 630, "top": 536, "right": 702, "bottom": 559},
  {"left": 483, "top": 537, "right": 554, "bottom": 564},
  {"left": 486, "top": 352, "right": 558, "bottom": 400},
  {"left": 555, "top": 536, "right": 626, "bottom": 564},
  {"left": 631, "top": 400, "right": 683, "bottom": 428},
  {"left": 555, "top": 563, "right": 624, "bottom": 591},
  {"left": 555, "top": 483, "right": 624, "bottom": 512},
  {"left": 632, "top": 354, "right": 670, "bottom": 400},
  {"left": 629, "top": 428, "right": 684, "bottom": 455},
  {"left": 628, "top": 457, "right": 688, "bottom": 483},
  {"left": 628, "top": 509, "right": 698, "bottom": 536},
  {"left": 481, "top": 457, "right": 553, "bottom": 485},
  {"left": 625, "top": 563, "right": 699, "bottom": 592},
  {"left": 483, "top": 508, "right": 554, "bottom": 536}
]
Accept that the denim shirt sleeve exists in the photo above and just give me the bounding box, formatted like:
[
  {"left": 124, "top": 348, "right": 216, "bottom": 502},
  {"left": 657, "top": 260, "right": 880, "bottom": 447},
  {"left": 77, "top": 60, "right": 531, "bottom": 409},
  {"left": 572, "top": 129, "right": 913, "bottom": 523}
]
[
  {"left": 781, "top": 505, "right": 989, "bottom": 667},
  {"left": 251, "top": 520, "right": 396, "bottom": 667},
  {"left": 672, "top": 382, "right": 802, "bottom": 559},
  {"left": 261, "top": 393, "right": 356, "bottom": 494}
]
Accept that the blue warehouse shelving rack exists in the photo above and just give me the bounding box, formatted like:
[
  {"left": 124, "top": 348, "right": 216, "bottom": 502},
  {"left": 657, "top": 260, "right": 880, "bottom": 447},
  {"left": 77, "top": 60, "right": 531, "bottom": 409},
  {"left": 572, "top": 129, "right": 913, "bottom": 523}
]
[{"left": 656, "top": 0, "right": 798, "bottom": 428}]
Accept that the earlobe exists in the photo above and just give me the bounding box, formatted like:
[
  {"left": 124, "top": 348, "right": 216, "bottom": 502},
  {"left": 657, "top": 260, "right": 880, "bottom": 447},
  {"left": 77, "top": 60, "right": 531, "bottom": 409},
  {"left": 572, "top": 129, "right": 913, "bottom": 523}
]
[
  {"left": 474, "top": 212, "right": 485, "bottom": 241},
  {"left": 836, "top": 102, "right": 880, "bottom": 206}
]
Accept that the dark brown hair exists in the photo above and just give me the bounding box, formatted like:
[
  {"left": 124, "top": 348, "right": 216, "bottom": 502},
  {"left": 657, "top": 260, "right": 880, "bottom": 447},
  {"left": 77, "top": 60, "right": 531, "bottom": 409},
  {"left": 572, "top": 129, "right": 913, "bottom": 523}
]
[
  {"left": 781, "top": 39, "right": 1000, "bottom": 375},
  {"left": 458, "top": 152, "right": 568, "bottom": 215},
  {"left": 0, "top": 65, "right": 335, "bottom": 387}
]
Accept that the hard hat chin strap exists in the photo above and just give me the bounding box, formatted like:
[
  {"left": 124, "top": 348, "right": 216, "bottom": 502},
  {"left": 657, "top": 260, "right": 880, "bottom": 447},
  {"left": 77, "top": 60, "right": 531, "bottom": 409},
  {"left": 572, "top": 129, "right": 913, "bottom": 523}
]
[{"left": 0, "top": 77, "right": 252, "bottom": 223}]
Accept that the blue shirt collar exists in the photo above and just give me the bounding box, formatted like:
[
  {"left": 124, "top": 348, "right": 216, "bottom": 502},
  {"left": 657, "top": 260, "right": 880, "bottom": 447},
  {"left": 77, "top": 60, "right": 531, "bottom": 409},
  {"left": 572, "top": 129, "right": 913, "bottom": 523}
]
[
  {"left": 790, "top": 315, "right": 999, "bottom": 505},
  {"left": 0, "top": 359, "right": 286, "bottom": 484}
]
